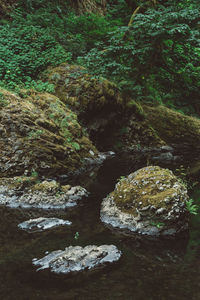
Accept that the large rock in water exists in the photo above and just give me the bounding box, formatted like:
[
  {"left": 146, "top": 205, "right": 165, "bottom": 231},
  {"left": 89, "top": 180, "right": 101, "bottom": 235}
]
[
  {"left": 0, "top": 177, "right": 88, "bottom": 209},
  {"left": 33, "top": 245, "right": 121, "bottom": 274},
  {"left": 0, "top": 88, "right": 98, "bottom": 177},
  {"left": 101, "top": 166, "right": 189, "bottom": 237}
]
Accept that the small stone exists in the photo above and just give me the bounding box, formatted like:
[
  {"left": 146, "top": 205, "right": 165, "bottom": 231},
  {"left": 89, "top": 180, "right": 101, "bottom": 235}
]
[{"left": 18, "top": 217, "right": 72, "bottom": 232}]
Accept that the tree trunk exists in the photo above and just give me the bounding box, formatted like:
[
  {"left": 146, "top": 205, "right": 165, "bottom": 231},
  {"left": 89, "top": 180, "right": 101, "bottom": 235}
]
[{"left": 68, "top": 0, "right": 107, "bottom": 15}]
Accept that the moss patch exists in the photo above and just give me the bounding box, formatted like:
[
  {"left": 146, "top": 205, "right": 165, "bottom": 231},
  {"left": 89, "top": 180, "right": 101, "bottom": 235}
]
[
  {"left": 0, "top": 88, "right": 97, "bottom": 177},
  {"left": 42, "top": 63, "right": 125, "bottom": 116},
  {"left": 113, "top": 166, "right": 187, "bottom": 217},
  {"left": 143, "top": 105, "right": 200, "bottom": 147}
]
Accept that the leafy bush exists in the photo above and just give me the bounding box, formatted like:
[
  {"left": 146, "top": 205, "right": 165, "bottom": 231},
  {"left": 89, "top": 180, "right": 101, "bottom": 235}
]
[
  {"left": 0, "top": 22, "right": 71, "bottom": 90},
  {"left": 80, "top": 2, "right": 200, "bottom": 111},
  {"left": 10, "top": 4, "right": 115, "bottom": 58},
  {"left": 186, "top": 199, "right": 198, "bottom": 215}
]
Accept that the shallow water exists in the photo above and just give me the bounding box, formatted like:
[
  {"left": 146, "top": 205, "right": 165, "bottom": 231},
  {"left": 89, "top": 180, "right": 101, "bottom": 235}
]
[{"left": 0, "top": 157, "right": 200, "bottom": 300}]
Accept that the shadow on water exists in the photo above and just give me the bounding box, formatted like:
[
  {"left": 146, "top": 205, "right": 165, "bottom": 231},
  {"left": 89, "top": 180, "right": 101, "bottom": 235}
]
[{"left": 0, "top": 156, "right": 200, "bottom": 300}]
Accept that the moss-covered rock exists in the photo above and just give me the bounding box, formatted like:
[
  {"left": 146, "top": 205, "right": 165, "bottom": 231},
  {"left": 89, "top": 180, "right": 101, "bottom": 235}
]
[
  {"left": 101, "top": 166, "right": 189, "bottom": 236},
  {"left": 143, "top": 105, "right": 200, "bottom": 150},
  {"left": 0, "top": 88, "right": 98, "bottom": 177},
  {"left": 42, "top": 63, "right": 124, "bottom": 116},
  {"left": 42, "top": 63, "right": 164, "bottom": 151},
  {"left": 0, "top": 176, "right": 88, "bottom": 209}
]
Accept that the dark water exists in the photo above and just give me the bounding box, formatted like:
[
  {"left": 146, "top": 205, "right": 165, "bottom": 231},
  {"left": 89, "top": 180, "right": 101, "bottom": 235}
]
[{"left": 0, "top": 157, "right": 200, "bottom": 300}]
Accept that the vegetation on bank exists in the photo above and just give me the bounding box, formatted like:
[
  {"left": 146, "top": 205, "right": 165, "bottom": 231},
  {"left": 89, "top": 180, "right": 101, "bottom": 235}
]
[{"left": 0, "top": 0, "right": 199, "bottom": 115}]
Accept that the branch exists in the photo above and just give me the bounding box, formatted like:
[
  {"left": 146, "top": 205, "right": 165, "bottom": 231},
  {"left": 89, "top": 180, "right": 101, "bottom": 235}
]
[{"left": 123, "top": 6, "right": 141, "bottom": 40}]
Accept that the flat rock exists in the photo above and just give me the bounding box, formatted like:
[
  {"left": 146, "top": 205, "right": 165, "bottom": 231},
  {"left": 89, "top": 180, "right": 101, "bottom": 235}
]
[
  {"left": 18, "top": 217, "right": 72, "bottom": 232},
  {"left": 33, "top": 245, "right": 121, "bottom": 274}
]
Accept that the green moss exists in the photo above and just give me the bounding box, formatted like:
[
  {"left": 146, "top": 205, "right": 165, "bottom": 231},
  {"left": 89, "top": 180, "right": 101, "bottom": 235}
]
[
  {"left": 113, "top": 166, "right": 187, "bottom": 216},
  {"left": 41, "top": 63, "right": 125, "bottom": 115},
  {"left": 0, "top": 88, "right": 97, "bottom": 177},
  {"left": 0, "top": 176, "right": 38, "bottom": 190},
  {"left": 126, "top": 100, "right": 145, "bottom": 120},
  {"left": 30, "top": 180, "right": 59, "bottom": 193},
  {"left": 143, "top": 105, "right": 200, "bottom": 146}
]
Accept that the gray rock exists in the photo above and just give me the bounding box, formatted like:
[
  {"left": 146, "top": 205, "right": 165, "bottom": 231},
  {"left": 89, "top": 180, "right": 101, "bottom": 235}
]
[
  {"left": 100, "top": 166, "right": 189, "bottom": 237},
  {"left": 0, "top": 178, "right": 88, "bottom": 209},
  {"left": 33, "top": 245, "right": 121, "bottom": 274},
  {"left": 18, "top": 217, "right": 72, "bottom": 232}
]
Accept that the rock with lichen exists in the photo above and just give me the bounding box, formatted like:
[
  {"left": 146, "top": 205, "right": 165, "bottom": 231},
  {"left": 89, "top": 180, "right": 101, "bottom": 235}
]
[
  {"left": 101, "top": 166, "right": 189, "bottom": 237},
  {"left": 0, "top": 88, "right": 99, "bottom": 178},
  {"left": 0, "top": 177, "right": 88, "bottom": 209},
  {"left": 18, "top": 217, "right": 72, "bottom": 232},
  {"left": 32, "top": 244, "right": 121, "bottom": 274}
]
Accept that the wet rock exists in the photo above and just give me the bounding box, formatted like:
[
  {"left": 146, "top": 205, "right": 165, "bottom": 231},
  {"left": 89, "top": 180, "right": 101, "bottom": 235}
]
[
  {"left": 101, "top": 166, "right": 189, "bottom": 237},
  {"left": 33, "top": 245, "right": 121, "bottom": 274},
  {"left": 18, "top": 217, "right": 72, "bottom": 232},
  {"left": 0, "top": 177, "right": 88, "bottom": 209}
]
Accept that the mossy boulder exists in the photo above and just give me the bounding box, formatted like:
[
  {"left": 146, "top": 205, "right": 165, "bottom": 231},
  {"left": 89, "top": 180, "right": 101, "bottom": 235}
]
[
  {"left": 42, "top": 63, "right": 124, "bottom": 117},
  {"left": 42, "top": 64, "right": 164, "bottom": 150},
  {"left": 0, "top": 176, "right": 88, "bottom": 209},
  {"left": 0, "top": 88, "right": 98, "bottom": 177},
  {"left": 143, "top": 105, "right": 200, "bottom": 153},
  {"left": 101, "top": 166, "right": 189, "bottom": 236}
]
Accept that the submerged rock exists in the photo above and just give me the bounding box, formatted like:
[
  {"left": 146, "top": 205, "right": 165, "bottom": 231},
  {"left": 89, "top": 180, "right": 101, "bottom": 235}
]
[
  {"left": 101, "top": 166, "right": 189, "bottom": 237},
  {"left": 18, "top": 217, "right": 72, "bottom": 232},
  {"left": 0, "top": 177, "right": 88, "bottom": 209},
  {"left": 33, "top": 245, "right": 121, "bottom": 274}
]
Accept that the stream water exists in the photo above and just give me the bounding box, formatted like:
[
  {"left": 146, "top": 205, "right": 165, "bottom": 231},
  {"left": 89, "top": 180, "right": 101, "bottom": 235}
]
[{"left": 0, "top": 157, "right": 200, "bottom": 300}]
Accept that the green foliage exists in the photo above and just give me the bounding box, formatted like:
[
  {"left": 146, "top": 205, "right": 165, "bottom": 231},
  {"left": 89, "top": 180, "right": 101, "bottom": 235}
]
[
  {"left": 10, "top": 4, "right": 115, "bottom": 58},
  {"left": 150, "top": 221, "right": 165, "bottom": 228},
  {"left": 27, "top": 129, "right": 44, "bottom": 140},
  {"left": 0, "top": 92, "right": 8, "bottom": 107},
  {"left": 186, "top": 199, "right": 198, "bottom": 215},
  {"left": 74, "top": 232, "right": 79, "bottom": 240},
  {"left": 80, "top": 2, "right": 200, "bottom": 112},
  {"left": 71, "top": 142, "right": 81, "bottom": 151},
  {"left": 1, "top": 0, "right": 199, "bottom": 114},
  {"left": 31, "top": 170, "right": 39, "bottom": 178},
  {"left": 0, "top": 22, "right": 71, "bottom": 90}
]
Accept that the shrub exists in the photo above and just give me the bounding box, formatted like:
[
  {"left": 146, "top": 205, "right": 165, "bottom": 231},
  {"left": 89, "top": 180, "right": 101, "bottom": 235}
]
[
  {"left": 80, "top": 2, "right": 200, "bottom": 111},
  {"left": 0, "top": 20, "right": 71, "bottom": 90}
]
